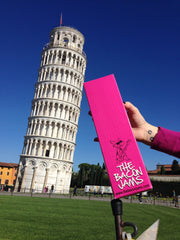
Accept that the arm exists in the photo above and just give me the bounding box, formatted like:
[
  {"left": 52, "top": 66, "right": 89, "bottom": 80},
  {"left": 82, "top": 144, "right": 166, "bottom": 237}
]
[
  {"left": 124, "top": 102, "right": 180, "bottom": 158},
  {"left": 151, "top": 127, "right": 180, "bottom": 158}
]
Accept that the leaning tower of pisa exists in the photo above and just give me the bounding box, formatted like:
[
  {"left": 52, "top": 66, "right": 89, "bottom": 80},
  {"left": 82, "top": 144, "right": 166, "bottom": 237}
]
[{"left": 15, "top": 25, "right": 86, "bottom": 193}]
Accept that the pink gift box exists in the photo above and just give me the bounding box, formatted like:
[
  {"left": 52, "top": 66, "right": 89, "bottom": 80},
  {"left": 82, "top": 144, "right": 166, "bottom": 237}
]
[{"left": 84, "top": 74, "right": 152, "bottom": 199}]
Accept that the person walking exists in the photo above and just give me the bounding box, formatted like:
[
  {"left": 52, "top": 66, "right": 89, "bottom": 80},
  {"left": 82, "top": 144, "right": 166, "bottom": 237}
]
[
  {"left": 73, "top": 185, "right": 77, "bottom": 196},
  {"left": 51, "top": 185, "right": 54, "bottom": 195}
]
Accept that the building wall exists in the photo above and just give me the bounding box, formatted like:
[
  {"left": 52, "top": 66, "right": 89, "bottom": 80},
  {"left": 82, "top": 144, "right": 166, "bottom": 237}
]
[
  {"left": 0, "top": 163, "right": 18, "bottom": 186},
  {"left": 149, "top": 175, "right": 180, "bottom": 182}
]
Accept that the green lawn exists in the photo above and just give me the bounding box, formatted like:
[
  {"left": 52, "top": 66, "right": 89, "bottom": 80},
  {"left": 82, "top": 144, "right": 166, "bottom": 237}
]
[{"left": 0, "top": 195, "right": 179, "bottom": 240}]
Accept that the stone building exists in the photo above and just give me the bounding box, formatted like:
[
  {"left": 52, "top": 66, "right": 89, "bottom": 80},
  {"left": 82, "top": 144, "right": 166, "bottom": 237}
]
[
  {"left": 15, "top": 25, "right": 86, "bottom": 193},
  {"left": 0, "top": 162, "right": 18, "bottom": 187}
]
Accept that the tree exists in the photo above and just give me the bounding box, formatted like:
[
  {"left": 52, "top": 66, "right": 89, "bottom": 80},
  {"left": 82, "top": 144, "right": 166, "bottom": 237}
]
[
  {"left": 89, "top": 165, "right": 95, "bottom": 185},
  {"left": 102, "top": 163, "right": 106, "bottom": 170},
  {"left": 80, "top": 166, "right": 85, "bottom": 187},
  {"left": 75, "top": 162, "right": 111, "bottom": 187},
  {"left": 77, "top": 163, "right": 91, "bottom": 187},
  {"left": 171, "top": 160, "right": 179, "bottom": 173},
  {"left": 71, "top": 172, "right": 78, "bottom": 187},
  {"left": 160, "top": 165, "right": 165, "bottom": 175}
]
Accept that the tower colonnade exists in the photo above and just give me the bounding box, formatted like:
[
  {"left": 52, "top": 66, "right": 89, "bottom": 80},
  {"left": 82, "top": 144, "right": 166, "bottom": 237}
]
[
  {"left": 15, "top": 26, "right": 86, "bottom": 193},
  {"left": 37, "top": 66, "right": 84, "bottom": 90},
  {"left": 22, "top": 137, "right": 75, "bottom": 162},
  {"left": 30, "top": 100, "right": 80, "bottom": 123},
  {"left": 40, "top": 48, "right": 86, "bottom": 76},
  {"left": 33, "top": 82, "right": 82, "bottom": 107},
  {"left": 26, "top": 118, "right": 77, "bottom": 142}
]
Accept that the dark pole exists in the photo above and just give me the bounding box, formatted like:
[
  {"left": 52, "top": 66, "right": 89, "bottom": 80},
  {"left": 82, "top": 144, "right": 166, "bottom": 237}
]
[
  {"left": 111, "top": 199, "right": 123, "bottom": 240},
  {"left": 111, "top": 199, "right": 138, "bottom": 240}
]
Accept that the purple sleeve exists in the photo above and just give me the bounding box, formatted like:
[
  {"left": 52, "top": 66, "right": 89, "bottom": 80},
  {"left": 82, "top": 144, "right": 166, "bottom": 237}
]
[{"left": 151, "top": 127, "right": 180, "bottom": 158}]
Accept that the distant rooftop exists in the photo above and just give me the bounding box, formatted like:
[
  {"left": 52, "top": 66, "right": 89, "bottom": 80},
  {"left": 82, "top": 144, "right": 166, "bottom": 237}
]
[
  {"left": 0, "top": 162, "right": 18, "bottom": 168},
  {"left": 148, "top": 164, "right": 180, "bottom": 175}
]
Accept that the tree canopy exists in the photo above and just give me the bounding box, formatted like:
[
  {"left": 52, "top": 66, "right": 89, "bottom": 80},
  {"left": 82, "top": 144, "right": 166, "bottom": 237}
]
[
  {"left": 171, "top": 159, "right": 180, "bottom": 174},
  {"left": 71, "top": 163, "right": 110, "bottom": 187}
]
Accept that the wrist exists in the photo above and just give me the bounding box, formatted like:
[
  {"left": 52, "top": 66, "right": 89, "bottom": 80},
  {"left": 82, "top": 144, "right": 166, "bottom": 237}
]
[{"left": 142, "top": 124, "right": 158, "bottom": 146}]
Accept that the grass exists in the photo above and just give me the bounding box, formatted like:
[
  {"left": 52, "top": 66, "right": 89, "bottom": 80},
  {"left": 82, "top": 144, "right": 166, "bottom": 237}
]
[{"left": 0, "top": 195, "right": 179, "bottom": 240}]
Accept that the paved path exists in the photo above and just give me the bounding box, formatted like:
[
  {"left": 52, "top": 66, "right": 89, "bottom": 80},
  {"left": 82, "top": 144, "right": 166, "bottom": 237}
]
[{"left": 0, "top": 191, "right": 179, "bottom": 208}]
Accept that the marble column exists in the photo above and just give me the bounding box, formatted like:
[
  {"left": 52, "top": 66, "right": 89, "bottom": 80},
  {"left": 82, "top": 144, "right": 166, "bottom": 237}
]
[
  {"left": 20, "top": 165, "right": 28, "bottom": 192},
  {"left": 30, "top": 167, "right": 37, "bottom": 192},
  {"left": 42, "top": 168, "right": 50, "bottom": 191}
]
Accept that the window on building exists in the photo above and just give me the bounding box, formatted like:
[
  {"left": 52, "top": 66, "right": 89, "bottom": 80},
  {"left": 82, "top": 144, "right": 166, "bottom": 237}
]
[
  {"left": 5, "top": 180, "right": 9, "bottom": 185},
  {"left": 45, "top": 150, "right": 50, "bottom": 157},
  {"left": 7, "top": 172, "right": 9, "bottom": 176},
  {"left": 0, "top": 179, "right": 1, "bottom": 184},
  {"left": 64, "top": 38, "right": 69, "bottom": 43},
  {"left": 1, "top": 167, "right": 4, "bottom": 169},
  {"left": 62, "top": 55, "right": 66, "bottom": 64},
  {"left": 8, "top": 167, "right": 10, "bottom": 170},
  {"left": 0, "top": 172, "right": 2, "bottom": 175},
  {"left": 73, "top": 35, "right": 76, "bottom": 43}
]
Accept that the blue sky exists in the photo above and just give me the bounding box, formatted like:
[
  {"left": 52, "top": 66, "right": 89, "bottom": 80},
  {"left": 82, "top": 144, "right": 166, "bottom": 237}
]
[{"left": 0, "top": 0, "right": 180, "bottom": 172}]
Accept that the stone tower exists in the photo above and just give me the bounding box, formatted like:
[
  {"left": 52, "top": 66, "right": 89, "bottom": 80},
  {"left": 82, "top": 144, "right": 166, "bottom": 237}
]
[{"left": 15, "top": 25, "right": 86, "bottom": 193}]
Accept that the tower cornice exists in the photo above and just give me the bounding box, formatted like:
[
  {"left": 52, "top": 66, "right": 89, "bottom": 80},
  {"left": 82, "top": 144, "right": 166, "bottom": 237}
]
[
  {"left": 42, "top": 44, "right": 87, "bottom": 60},
  {"left": 50, "top": 26, "right": 85, "bottom": 41}
]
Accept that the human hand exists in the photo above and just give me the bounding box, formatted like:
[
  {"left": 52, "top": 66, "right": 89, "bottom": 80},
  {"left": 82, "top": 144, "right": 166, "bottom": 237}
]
[{"left": 124, "top": 102, "right": 158, "bottom": 146}]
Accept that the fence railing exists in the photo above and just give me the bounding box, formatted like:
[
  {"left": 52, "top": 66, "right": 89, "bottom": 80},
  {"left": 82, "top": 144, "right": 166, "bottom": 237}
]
[{"left": 0, "top": 189, "right": 179, "bottom": 208}]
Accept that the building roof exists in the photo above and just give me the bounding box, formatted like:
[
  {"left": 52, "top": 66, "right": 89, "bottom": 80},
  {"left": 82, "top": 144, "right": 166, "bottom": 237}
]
[
  {"left": 148, "top": 164, "right": 180, "bottom": 175},
  {"left": 157, "top": 164, "right": 174, "bottom": 170},
  {"left": 0, "top": 162, "right": 18, "bottom": 168},
  {"left": 148, "top": 169, "right": 159, "bottom": 174}
]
